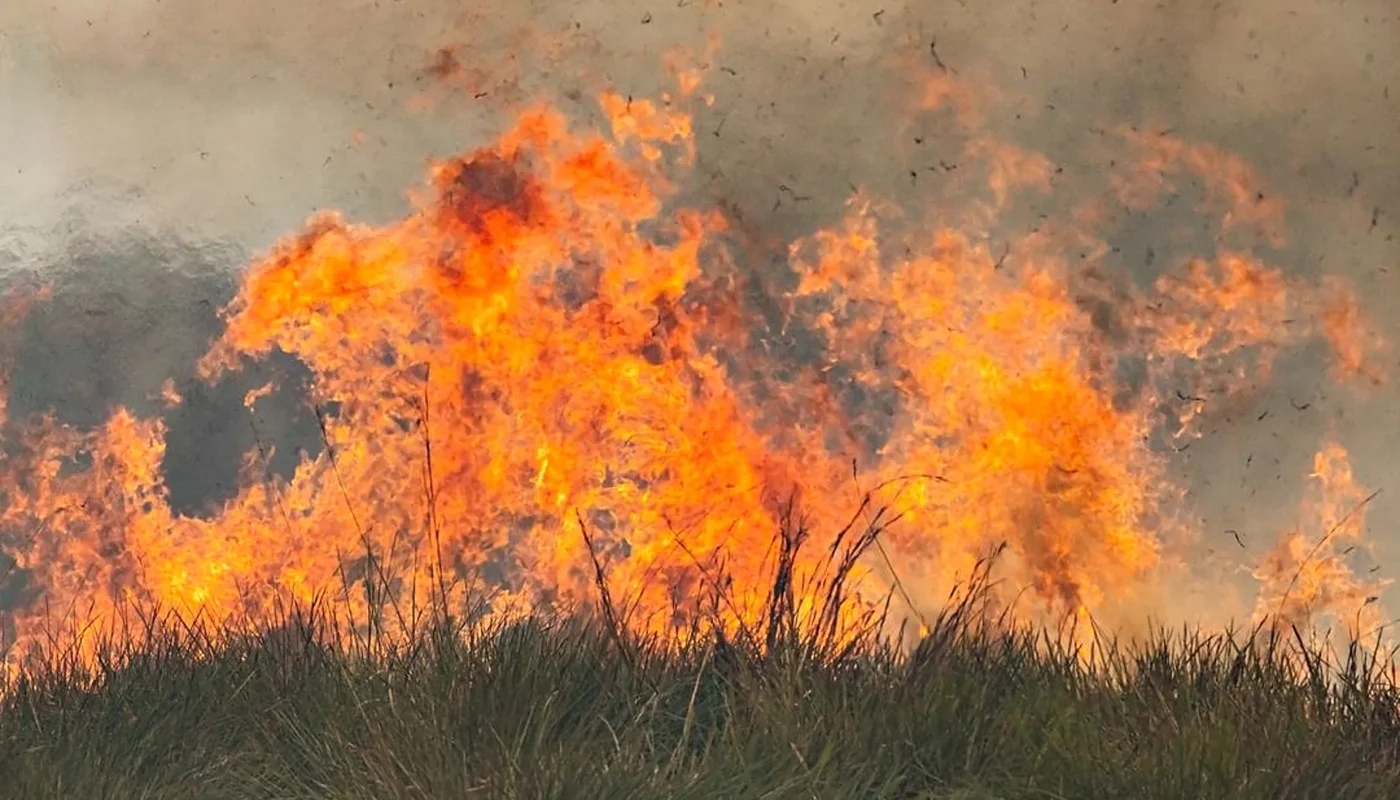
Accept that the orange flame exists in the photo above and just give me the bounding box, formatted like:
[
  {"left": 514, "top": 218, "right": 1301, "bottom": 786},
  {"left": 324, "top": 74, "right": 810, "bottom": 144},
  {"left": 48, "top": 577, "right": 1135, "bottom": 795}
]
[
  {"left": 1254, "top": 442, "right": 1390, "bottom": 641},
  {"left": 0, "top": 64, "right": 1388, "bottom": 679}
]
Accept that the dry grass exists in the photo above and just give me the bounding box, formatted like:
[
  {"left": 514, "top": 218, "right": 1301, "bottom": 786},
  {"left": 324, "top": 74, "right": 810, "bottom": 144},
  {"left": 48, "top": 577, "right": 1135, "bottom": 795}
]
[{"left": 2, "top": 512, "right": 1400, "bottom": 799}]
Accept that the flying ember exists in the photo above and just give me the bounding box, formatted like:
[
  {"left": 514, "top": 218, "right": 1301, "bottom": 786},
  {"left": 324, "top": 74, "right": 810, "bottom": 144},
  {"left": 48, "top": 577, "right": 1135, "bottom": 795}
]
[{"left": 0, "top": 61, "right": 1388, "bottom": 680}]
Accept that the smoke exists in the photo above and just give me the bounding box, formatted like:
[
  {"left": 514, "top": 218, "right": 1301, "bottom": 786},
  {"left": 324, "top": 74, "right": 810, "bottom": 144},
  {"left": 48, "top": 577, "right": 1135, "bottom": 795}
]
[
  {"left": 3, "top": 1, "right": 1394, "bottom": 243},
  {"left": 0, "top": 0, "right": 1397, "bottom": 618}
]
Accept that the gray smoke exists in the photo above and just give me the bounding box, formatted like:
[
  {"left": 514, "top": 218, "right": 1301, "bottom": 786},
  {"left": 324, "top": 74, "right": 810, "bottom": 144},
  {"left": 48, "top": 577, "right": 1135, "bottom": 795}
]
[{"left": 0, "top": 0, "right": 1396, "bottom": 617}]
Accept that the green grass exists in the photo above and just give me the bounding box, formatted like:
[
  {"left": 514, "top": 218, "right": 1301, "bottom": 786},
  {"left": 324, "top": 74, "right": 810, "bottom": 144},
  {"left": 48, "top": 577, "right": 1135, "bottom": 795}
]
[{"left": 2, "top": 593, "right": 1400, "bottom": 799}]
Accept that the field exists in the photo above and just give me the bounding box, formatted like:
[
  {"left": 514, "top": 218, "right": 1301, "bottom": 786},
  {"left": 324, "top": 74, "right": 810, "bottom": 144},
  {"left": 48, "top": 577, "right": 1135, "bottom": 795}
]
[
  {"left": 3, "top": 579, "right": 1400, "bottom": 800},
  {"left": 2, "top": 5, "right": 1397, "bottom": 799}
]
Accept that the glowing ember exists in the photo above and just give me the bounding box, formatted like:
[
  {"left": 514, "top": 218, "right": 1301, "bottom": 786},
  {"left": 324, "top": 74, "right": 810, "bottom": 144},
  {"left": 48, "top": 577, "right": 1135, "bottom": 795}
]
[{"left": 0, "top": 63, "right": 1387, "bottom": 679}]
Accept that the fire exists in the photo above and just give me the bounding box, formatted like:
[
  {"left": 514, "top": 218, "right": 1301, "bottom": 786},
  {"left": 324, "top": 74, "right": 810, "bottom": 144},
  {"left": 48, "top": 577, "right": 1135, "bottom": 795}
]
[
  {"left": 1254, "top": 443, "right": 1390, "bottom": 640},
  {"left": 1113, "top": 128, "right": 1288, "bottom": 248},
  {"left": 0, "top": 60, "right": 1389, "bottom": 679}
]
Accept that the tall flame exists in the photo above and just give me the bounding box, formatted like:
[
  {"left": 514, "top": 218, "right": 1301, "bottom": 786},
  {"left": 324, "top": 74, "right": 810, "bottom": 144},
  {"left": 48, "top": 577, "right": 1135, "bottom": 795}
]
[{"left": 0, "top": 64, "right": 1387, "bottom": 679}]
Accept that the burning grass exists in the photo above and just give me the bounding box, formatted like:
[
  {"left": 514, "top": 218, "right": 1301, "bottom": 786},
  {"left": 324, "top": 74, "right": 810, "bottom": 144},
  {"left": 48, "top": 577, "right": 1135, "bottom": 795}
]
[
  {"left": 1, "top": 49, "right": 1398, "bottom": 798},
  {"left": 0, "top": 74, "right": 1391, "bottom": 677},
  {"left": 1, "top": 537, "right": 1399, "bottom": 799}
]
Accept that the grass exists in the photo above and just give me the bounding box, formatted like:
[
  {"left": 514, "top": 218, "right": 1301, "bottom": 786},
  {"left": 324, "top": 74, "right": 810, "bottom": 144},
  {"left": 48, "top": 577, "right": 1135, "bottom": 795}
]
[
  {"left": 2, "top": 583, "right": 1400, "bottom": 799},
  {"left": 1, "top": 497, "right": 1397, "bottom": 799}
]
